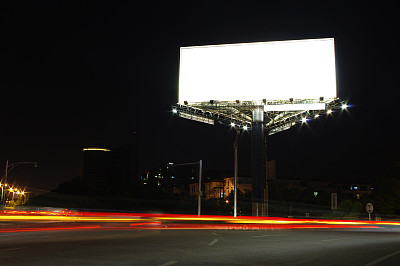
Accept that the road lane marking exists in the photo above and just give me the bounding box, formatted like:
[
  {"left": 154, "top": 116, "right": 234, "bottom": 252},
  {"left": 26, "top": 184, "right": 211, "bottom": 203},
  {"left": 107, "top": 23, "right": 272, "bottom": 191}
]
[
  {"left": 212, "top": 232, "right": 221, "bottom": 236},
  {"left": 321, "top": 238, "right": 349, "bottom": 242},
  {"left": 208, "top": 239, "right": 218, "bottom": 246},
  {"left": 97, "top": 233, "right": 122, "bottom": 239},
  {"left": 252, "top": 234, "right": 288, "bottom": 238},
  {"left": 364, "top": 249, "right": 400, "bottom": 266},
  {"left": 160, "top": 261, "right": 178, "bottom": 266},
  {"left": 0, "top": 247, "right": 25, "bottom": 252}
]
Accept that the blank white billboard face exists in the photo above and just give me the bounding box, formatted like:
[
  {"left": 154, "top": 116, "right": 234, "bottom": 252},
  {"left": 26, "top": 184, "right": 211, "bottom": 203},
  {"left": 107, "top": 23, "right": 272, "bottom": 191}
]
[{"left": 178, "top": 38, "right": 337, "bottom": 103}]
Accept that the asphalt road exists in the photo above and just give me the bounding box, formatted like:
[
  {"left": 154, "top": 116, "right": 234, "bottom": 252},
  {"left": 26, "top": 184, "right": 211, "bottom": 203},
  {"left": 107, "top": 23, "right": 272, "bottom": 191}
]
[{"left": 1, "top": 226, "right": 400, "bottom": 265}]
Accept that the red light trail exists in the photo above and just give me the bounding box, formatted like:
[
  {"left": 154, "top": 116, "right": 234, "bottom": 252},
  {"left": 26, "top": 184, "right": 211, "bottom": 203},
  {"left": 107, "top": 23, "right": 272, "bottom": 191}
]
[{"left": 1, "top": 210, "right": 396, "bottom": 232}]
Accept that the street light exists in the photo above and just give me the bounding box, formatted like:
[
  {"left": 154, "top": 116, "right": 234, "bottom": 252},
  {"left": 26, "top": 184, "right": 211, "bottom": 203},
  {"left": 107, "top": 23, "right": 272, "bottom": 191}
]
[
  {"left": 168, "top": 160, "right": 203, "bottom": 216},
  {"left": 2, "top": 160, "right": 37, "bottom": 209},
  {"left": 9, "top": 187, "right": 16, "bottom": 201}
]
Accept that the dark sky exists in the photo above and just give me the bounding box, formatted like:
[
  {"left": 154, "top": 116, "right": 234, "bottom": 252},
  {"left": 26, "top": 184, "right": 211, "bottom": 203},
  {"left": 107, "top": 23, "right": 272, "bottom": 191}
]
[{"left": 0, "top": 1, "right": 399, "bottom": 193}]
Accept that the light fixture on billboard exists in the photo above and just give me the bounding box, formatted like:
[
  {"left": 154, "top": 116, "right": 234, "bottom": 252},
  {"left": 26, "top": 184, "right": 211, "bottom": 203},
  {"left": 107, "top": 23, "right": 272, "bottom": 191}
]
[
  {"left": 184, "top": 101, "right": 188, "bottom": 105},
  {"left": 314, "top": 114, "right": 320, "bottom": 118},
  {"left": 210, "top": 100, "right": 215, "bottom": 104},
  {"left": 262, "top": 99, "right": 266, "bottom": 104},
  {"left": 320, "top": 97, "right": 324, "bottom": 102},
  {"left": 289, "top": 98, "right": 293, "bottom": 103},
  {"left": 236, "top": 100, "right": 240, "bottom": 104}
]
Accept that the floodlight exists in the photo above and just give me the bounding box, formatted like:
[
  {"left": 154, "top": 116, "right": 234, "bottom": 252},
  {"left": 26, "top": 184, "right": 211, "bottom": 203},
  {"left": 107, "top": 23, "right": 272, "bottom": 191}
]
[
  {"left": 172, "top": 108, "right": 178, "bottom": 114},
  {"left": 314, "top": 114, "right": 320, "bottom": 118},
  {"left": 341, "top": 103, "right": 348, "bottom": 110},
  {"left": 231, "top": 122, "right": 235, "bottom": 127},
  {"left": 327, "top": 109, "right": 332, "bottom": 114},
  {"left": 243, "top": 125, "right": 248, "bottom": 130},
  {"left": 301, "top": 117, "right": 307, "bottom": 123}
]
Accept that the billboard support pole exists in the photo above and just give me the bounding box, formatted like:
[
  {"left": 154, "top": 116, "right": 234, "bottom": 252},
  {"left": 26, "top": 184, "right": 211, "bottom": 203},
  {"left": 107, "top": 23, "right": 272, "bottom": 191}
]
[{"left": 251, "top": 108, "right": 266, "bottom": 216}]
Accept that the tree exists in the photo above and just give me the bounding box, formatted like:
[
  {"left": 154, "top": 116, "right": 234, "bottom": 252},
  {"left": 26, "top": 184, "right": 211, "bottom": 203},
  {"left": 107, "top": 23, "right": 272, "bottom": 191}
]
[{"left": 372, "top": 178, "right": 400, "bottom": 215}]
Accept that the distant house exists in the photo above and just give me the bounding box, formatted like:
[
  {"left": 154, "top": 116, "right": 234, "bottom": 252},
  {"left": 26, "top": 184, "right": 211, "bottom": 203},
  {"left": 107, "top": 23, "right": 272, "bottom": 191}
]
[{"left": 189, "top": 177, "right": 252, "bottom": 199}]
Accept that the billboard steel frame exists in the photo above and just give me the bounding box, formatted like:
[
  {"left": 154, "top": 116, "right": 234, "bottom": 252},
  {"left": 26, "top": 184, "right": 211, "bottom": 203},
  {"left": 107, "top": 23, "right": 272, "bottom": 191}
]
[
  {"left": 173, "top": 98, "right": 344, "bottom": 135},
  {"left": 172, "top": 98, "right": 346, "bottom": 216}
]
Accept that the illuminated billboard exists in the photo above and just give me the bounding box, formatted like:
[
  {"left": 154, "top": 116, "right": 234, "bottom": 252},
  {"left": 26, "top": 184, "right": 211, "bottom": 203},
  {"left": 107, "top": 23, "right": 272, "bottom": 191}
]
[{"left": 178, "top": 38, "right": 337, "bottom": 104}]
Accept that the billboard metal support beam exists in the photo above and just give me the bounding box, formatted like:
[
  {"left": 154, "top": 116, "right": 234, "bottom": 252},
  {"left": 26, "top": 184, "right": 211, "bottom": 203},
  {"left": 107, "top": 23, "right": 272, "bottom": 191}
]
[
  {"left": 173, "top": 99, "right": 346, "bottom": 216},
  {"left": 251, "top": 109, "right": 266, "bottom": 216}
]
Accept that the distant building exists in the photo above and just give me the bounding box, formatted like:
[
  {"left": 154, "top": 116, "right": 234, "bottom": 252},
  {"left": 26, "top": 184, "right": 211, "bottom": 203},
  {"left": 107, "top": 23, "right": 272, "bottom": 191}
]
[
  {"left": 83, "top": 147, "right": 112, "bottom": 194},
  {"left": 141, "top": 159, "right": 373, "bottom": 201},
  {"left": 189, "top": 177, "right": 252, "bottom": 199},
  {"left": 224, "top": 177, "right": 252, "bottom": 196},
  {"left": 188, "top": 160, "right": 273, "bottom": 200},
  {"left": 273, "top": 177, "right": 374, "bottom": 199},
  {"left": 140, "top": 163, "right": 198, "bottom": 196},
  {"left": 82, "top": 144, "right": 137, "bottom": 195}
]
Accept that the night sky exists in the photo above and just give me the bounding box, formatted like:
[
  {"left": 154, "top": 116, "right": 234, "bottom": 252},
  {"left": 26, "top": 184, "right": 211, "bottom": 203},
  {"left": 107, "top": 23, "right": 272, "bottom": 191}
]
[{"left": 0, "top": 1, "right": 398, "bottom": 193}]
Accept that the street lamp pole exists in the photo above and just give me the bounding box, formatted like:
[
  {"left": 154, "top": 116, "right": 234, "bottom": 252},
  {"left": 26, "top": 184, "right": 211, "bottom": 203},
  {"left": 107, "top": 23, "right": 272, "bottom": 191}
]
[
  {"left": 169, "top": 160, "right": 203, "bottom": 216},
  {"left": 233, "top": 129, "right": 239, "bottom": 217},
  {"left": 197, "top": 160, "right": 202, "bottom": 216},
  {"left": 2, "top": 160, "right": 37, "bottom": 210}
]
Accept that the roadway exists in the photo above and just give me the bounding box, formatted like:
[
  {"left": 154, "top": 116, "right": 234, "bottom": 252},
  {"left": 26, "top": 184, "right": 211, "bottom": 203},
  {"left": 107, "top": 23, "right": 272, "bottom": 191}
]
[{"left": 1, "top": 226, "right": 400, "bottom": 265}]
